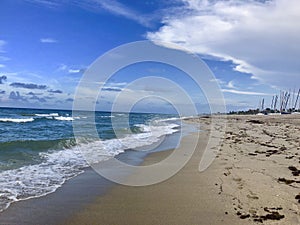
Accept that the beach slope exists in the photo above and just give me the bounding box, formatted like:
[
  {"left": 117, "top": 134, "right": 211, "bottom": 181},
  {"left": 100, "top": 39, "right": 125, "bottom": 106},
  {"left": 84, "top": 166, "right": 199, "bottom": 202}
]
[{"left": 66, "top": 115, "right": 300, "bottom": 224}]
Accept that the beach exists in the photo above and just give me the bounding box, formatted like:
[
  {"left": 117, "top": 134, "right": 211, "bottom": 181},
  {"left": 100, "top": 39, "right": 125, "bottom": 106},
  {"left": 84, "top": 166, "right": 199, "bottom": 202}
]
[
  {"left": 0, "top": 114, "right": 299, "bottom": 224},
  {"left": 2, "top": 1, "right": 299, "bottom": 224},
  {"left": 64, "top": 114, "right": 299, "bottom": 224}
]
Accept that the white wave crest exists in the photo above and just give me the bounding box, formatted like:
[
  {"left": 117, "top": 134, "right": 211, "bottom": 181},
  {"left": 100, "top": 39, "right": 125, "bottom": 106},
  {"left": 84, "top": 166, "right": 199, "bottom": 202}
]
[
  {"left": 0, "top": 118, "right": 35, "bottom": 123},
  {"left": 35, "top": 113, "right": 59, "bottom": 117},
  {"left": 0, "top": 121, "right": 179, "bottom": 212},
  {"left": 54, "top": 116, "right": 74, "bottom": 121}
]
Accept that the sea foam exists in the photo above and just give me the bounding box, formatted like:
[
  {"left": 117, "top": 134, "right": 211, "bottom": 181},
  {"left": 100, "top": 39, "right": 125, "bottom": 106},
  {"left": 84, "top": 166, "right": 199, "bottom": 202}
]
[
  {"left": 0, "top": 121, "right": 179, "bottom": 212},
  {"left": 0, "top": 118, "right": 35, "bottom": 123}
]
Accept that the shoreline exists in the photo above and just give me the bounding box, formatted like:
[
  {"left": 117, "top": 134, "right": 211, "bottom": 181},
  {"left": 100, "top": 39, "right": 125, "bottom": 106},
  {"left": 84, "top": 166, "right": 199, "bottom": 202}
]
[
  {"left": 66, "top": 114, "right": 300, "bottom": 225},
  {"left": 0, "top": 121, "right": 190, "bottom": 225},
  {"left": 1, "top": 115, "right": 299, "bottom": 224},
  {"left": 0, "top": 167, "right": 114, "bottom": 225},
  {"left": 64, "top": 119, "right": 240, "bottom": 225}
]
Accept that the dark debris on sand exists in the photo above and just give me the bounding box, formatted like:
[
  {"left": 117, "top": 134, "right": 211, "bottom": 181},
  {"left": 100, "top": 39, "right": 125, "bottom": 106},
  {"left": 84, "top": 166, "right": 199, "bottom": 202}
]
[
  {"left": 278, "top": 177, "right": 300, "bottom": 185},
  {"left": 295, "top": 193, "right": 300, "bottom": 203},
  {"left": 288, "top": 166, "right": 300, "bottom": 176},
  {"left": 249, "top": 145, "right": 288, "bottom": 157},
  {"left": 277, "top": 166, "right": 300, "bottom": 185},
  {"left": 246, "top": 119, "right": 264, "bottom": 124},
  {"left": 236, "top": 207, "right": 285, "bottom": 223}
]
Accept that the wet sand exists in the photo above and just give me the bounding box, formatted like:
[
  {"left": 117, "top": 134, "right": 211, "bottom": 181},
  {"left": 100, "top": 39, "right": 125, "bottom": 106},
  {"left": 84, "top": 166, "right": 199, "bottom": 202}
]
[{"left": 66, "top": 114, "right": 300, "bottom": 225}]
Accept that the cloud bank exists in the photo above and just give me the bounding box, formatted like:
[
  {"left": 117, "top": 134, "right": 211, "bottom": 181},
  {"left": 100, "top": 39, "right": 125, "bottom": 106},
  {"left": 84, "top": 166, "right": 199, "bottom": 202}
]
[
  {"left": 9, "top": 91, "right": 27, "bottom": 101},
  {"left": 147, "top": 0, "right": 300, "bottom": 89}
]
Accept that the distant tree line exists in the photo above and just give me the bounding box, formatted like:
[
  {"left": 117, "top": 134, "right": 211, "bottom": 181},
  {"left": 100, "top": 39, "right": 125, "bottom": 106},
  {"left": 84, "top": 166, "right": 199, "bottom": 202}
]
[
  {"left": 228, "top": 109, "right": 260, "bottom": 115},
  {"left": 228, "top": 108, "right": 300, "bottom": 115}
]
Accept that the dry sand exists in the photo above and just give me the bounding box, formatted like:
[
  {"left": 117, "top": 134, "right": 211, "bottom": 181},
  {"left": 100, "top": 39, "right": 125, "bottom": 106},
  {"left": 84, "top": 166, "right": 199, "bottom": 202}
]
[{"left": 65, "top": 114, "right": 300, "bottom": 225}]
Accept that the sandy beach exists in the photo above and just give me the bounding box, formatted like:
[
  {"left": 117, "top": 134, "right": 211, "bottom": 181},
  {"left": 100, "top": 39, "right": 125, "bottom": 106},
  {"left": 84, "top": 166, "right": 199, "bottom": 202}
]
[
  {"left": 65, "top": 114, "right": 300, "bottom": 225},
  {"left": 0, "top": 114, "right": 299, "bottom": 225}
]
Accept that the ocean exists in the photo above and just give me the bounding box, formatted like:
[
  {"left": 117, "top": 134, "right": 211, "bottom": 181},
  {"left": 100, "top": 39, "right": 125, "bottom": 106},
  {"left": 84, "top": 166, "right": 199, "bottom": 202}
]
[{"left": 0, "top": 107, "right": 182, "bottom": 212}]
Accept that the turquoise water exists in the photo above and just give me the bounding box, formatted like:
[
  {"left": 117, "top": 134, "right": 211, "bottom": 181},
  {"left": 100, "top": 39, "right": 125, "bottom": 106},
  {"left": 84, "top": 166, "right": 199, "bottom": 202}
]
[{"left": 0, "top": 107, "right": 181, "bottom": 212}]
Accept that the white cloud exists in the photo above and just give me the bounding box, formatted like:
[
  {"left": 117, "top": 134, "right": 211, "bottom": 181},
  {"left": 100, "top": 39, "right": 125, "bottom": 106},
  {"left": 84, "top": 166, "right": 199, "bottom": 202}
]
[
  {"left": 68, "top": 69, "right": 81, "bottom": 74},
  {"left": 227, "top": 80, "right": 236, "bottom": 89},
  {"left": 147, "top": 0, "right": 300, "bottom": 89},
  {"left": 209, "top": 78, "right": 225, "bottom": 85},
  {"left": 57, "top": 64, "right": 68, "bottom": 71},
  {"left": 56, "top": 64, "right": 85, "bottom": 74},
  {"left": 40, "top": 38, "right": 57, "bottom": 43},
  {"left": 0, "top": 64, "right": 6, "bottom": 68},
  {"left": 222, "top": 89, "right": 271, "bottom": 96}
]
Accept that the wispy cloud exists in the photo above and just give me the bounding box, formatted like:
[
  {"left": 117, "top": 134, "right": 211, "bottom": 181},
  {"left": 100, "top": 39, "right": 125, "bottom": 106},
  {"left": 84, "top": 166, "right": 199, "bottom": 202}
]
[
  {"left": 102, "top": 87, "right": 122, "bottom": 92},
  {"left": 27, "top": 92, "right": 43, "bottom": 96},
  {"left": 209, "top": 78, "right": 225, "bottom": 85},
  {"left": 222, "top": 89, "right": 270, "bottom": 96},
  {"left": 25, "top": 0, "right": 61, "bottom": 8},
  {"left": 226, "top": 80, "right": 236, "bottom": 89},
  {"left": 148, "top": 0, "right": 300, "bottom": 89},
  {"left": 0, "top": 64, "right": 5, "bottom": 68},
  {"left": 56, "top": 64, "right": 85, "bottom": 74},
  {"left": 0, "top": 40, "right": 6, "bottom": 53},
  {"left": 29, "top": 95, "right": 47, "bottom": 102},
  {"left": 85, "top": 0, "right": 152, "bottom": 27},
  {"left": 66, "top": 98, "right": 73, "bottom": 102},
  {"left": 0, "top": 56, "right": 10, "bottom": 61},
  {"left": 10, "top": 82, "right": 47, "bottom": 90},
  {"left": 48, "top": 89, "right": 63, "bottom": 94},
  {"left": 40, "top": 38, "right": 57, "bottom": 43},
  {"left": 27, "top": 0, "right": 153, "bottom": 27},
  {"left": 57, "top": 64, "right": 67, "bottom": 71}
]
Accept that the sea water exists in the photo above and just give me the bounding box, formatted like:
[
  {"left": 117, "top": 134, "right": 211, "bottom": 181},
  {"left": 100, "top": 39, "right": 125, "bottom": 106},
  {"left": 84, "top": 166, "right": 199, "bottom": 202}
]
[{"left": 0, "top": 107, "right": 182, "bottom": 212}]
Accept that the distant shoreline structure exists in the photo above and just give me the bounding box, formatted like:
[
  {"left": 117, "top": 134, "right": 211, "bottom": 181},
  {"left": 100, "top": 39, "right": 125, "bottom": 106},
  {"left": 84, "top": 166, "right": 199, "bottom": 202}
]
[{"left": 229, "top": 88, "right": 300, "bottom": 116}]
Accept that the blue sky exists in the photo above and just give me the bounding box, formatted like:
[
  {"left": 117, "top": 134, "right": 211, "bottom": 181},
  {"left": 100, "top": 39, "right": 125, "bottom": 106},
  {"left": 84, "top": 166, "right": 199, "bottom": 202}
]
[{"left": 0, "top": 0, "right": 299, "bottom": 113}]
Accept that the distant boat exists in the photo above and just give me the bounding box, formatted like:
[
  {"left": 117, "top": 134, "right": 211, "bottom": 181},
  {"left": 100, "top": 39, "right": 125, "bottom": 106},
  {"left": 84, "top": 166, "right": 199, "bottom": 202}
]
[{"left": 268, "top": 113, "right": 281, "bottom": 116}]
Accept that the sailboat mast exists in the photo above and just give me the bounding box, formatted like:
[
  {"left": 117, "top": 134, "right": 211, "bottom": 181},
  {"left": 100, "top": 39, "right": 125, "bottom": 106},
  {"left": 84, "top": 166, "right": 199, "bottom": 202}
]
[
  {"left": 292, "top": 88, "right": 295, "bottom": 110},
  {"left": 284, "top": 93, "right": 290, "bottom": 111},
  {"left": 274, "top": 95, "right": 278, "bottom": 111},
  {"left": 280, "top": 91, "right": 284, "bottom": 112},
  {"left": 294, "top": 88, "right": 300, "bottom": 110},
  {"left": 271, "top": 96, "right": 274, "bottom": 110}
]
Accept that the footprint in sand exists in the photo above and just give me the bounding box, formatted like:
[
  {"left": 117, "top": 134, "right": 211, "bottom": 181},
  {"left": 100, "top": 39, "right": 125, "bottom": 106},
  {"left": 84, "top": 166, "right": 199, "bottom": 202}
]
[
  {"left": 232, "top": 177, "right": 244, "bottom": 190},
  {"left": 246, "top": 194, "right": 259, "bottom": 200}
]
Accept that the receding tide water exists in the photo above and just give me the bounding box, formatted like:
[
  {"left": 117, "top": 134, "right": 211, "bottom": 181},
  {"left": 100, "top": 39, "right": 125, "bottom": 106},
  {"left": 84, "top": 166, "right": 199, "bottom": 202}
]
[{"left": 0, "top": 107, "right": 182, "bottom": 212}]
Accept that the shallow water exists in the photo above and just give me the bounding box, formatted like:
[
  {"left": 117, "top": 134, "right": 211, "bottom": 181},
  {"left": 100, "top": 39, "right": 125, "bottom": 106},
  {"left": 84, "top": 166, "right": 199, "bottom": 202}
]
[{"left": 0, "top": 107, "right": 182, "bottom": 212}]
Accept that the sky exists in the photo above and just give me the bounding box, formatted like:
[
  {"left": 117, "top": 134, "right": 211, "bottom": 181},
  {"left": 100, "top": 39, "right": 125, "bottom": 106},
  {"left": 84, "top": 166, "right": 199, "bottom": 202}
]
[{"left": 0, "top": 0, "right": 299, "bottom": 113}]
